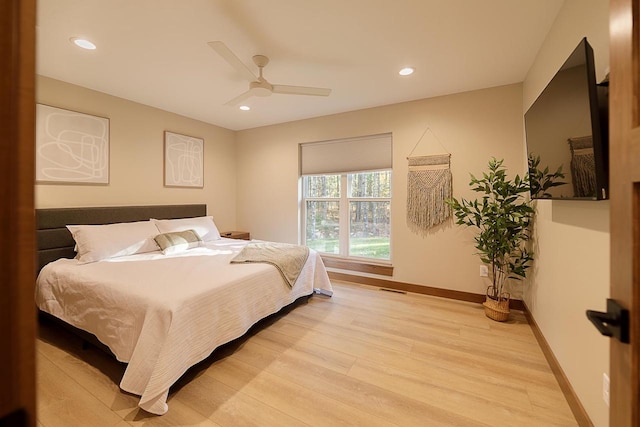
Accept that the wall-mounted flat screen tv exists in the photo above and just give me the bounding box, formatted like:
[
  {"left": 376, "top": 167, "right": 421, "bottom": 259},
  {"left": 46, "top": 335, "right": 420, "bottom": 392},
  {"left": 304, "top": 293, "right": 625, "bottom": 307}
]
[{"left": 525, "top": 37, "right": 609, "bottom": 200}]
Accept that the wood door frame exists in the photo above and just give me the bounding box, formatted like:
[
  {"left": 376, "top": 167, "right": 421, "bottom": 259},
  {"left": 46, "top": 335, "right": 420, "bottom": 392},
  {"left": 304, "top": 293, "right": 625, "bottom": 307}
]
[
  {"left": 0, "top": 0, "right": 36, "bottom": 426},
  {"left": 609, "top": 0, "right": 639, "bottom": 425}
]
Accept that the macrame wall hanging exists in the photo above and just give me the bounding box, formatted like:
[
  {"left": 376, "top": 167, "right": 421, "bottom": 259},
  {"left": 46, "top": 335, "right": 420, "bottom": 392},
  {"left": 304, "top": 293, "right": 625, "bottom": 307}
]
[
  {"left": 568, "top": 136, "right": 597, "bottom": 197},
  {"left": 406, "top": 127, "right": 452, "bottom": 236}
]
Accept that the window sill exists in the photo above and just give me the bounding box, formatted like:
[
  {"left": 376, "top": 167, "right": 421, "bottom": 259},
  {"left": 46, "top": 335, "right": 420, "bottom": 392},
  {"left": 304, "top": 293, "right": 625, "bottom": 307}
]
[{"left": 320, "top": 256, "right": 394, "bottom": 276}]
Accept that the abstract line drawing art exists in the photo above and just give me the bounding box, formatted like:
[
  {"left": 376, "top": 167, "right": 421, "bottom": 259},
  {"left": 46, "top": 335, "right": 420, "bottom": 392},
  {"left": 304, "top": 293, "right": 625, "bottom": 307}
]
[
  {"left": 35, "top": 104, "right": 109, "bottom": 184},
  {"left": 164, "top": 131, "right": 204, "bottom": 188}
]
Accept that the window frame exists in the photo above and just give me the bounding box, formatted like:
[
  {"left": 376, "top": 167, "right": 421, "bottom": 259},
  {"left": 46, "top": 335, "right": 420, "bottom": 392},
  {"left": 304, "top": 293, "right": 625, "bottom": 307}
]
[{"left": 301, "top": 169, "right": 392, "bottom": 264}]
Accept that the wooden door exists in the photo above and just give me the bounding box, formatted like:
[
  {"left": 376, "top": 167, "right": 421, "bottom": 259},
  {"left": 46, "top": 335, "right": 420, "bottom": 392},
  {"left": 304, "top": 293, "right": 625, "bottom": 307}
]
[
  {"left": 0, "top": 0, "right": 36, "bottom": 426},
  {"left": 609, "top": 0, "right": 639, "bottom": 425}
]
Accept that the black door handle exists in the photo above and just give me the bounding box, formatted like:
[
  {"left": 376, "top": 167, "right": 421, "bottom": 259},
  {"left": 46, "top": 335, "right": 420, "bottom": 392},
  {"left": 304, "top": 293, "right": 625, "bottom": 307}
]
[
  {"left": 586, "top": 299, "right": 630, "bottom": 344},
  {"left": 586, "top": 310, "right": 615, "bottom": 337}
]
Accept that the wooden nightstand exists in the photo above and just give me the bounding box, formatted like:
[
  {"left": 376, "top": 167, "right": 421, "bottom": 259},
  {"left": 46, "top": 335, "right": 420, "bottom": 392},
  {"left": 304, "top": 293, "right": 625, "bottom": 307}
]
[{"left": 220, "top": 231, "right": 250, "bottom": 240}]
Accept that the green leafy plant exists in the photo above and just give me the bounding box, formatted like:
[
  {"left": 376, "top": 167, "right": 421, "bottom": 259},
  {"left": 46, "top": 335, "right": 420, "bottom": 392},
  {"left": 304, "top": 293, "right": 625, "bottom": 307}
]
[
  {"left": 527, "top": 153, "right": 566, "bottom": 198},
  {"left": 446, "top": 158, "right": 535, "bottom": 301}
]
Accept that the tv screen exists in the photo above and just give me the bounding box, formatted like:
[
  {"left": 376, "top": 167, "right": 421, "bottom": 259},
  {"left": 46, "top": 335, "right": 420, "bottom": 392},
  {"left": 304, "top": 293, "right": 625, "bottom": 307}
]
[{"left": 524, "top": 37, "right": 608, "bottom": 200}]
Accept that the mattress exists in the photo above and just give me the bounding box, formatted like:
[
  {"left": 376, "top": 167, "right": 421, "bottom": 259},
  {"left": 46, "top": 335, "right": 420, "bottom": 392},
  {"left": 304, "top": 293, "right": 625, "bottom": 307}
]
[{"left": 35, "top": 238, "right": 333, "bottom": 415}]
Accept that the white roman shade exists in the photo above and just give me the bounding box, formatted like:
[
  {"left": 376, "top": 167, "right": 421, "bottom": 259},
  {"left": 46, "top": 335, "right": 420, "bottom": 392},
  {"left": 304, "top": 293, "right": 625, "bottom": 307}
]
[{"left": 300, "top": 133, "right": 392, "bottom": 175}]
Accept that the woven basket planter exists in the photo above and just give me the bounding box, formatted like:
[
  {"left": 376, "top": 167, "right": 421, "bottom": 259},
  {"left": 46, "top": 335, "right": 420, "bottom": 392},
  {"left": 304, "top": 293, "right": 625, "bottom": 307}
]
[{"left": 483, "top": 287, "right": 510, "bottom": 322}]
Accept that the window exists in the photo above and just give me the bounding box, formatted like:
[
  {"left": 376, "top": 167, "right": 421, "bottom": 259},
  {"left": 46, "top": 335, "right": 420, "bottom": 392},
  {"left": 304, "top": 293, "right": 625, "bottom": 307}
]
[
  {"left": 303, "top": 170, "right": 391, "bottom": 261},
  {"left": 348, "top": 170, "right": 391, "bottom": 259},
  {"left": 300, "top": 133, "right": 392, "bottom": 262},
  {"left": 304, "top": 175, "right": 341, "bottom": 254}
]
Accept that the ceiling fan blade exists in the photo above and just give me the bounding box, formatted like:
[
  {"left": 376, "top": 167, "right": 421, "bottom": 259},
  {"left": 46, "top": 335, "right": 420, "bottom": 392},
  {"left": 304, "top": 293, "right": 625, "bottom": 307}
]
[
  {"left": 224, "top": 89, "right": 255, "bottom": 107},
  {"left": 272, "top": 84, "right": 331, "bottom": 97},
  {"left": 207, "top": 41, "right": 257, "bottom": 83}
]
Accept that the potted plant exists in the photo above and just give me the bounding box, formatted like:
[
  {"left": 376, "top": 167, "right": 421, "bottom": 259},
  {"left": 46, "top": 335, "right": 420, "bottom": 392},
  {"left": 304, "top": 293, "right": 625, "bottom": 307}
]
[{"left": 446, "top": 158, "right": 535, "bottom": 321}]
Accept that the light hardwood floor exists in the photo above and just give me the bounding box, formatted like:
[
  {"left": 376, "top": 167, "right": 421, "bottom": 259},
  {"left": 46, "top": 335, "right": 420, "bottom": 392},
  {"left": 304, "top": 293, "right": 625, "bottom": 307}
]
[{"left": 36, "top": 281, "right": 578, "bottom": 426}]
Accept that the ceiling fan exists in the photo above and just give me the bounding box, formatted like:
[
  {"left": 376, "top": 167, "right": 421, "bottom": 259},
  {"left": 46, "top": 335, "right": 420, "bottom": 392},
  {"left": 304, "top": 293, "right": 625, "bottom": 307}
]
[{"left": 207, "top": 41, "right": 332, "bottom": 106}]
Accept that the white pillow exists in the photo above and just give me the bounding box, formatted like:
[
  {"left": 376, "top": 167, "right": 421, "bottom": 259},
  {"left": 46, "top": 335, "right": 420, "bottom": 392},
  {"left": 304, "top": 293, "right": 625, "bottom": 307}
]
[
  {"left": 152, "top": 216, "right": 221, "bottom": 242},
  {"left": 67, "top": 220, "right": 160, "bottom": 263}
]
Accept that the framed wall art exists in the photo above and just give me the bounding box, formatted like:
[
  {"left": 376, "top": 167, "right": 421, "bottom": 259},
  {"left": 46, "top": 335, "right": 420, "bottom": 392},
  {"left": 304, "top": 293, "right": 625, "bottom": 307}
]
[
  {"left": 164, "top": 131, "right": 204, "bottom": 188},
  {"left": 35, "top": 104, "right": 110, "bottom": 184}
]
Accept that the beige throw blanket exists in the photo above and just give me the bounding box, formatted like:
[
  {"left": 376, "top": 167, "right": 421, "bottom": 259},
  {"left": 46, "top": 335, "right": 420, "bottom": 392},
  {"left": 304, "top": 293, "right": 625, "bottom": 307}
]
[{"left": 231, "top": 242, "right": 310, "bottom": 288}]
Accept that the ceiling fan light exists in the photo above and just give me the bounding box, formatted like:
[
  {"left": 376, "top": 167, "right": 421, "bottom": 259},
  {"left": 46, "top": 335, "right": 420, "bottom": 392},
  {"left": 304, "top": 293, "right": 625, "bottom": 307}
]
[
  {"left": 239, "top": 105, "right": 250, "bottom": 111},
  {"left": 399, "top": 67, "right": 414, "bottom": 76},
  {"left": 70, "top": 37, "right": 96, "bottom": 50}
]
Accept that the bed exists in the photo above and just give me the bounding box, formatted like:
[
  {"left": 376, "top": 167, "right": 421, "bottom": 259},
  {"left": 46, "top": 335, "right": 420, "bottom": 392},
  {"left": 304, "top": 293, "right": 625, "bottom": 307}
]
[{"left": 35, "top": 204, "right": 333, "bottom": 415}]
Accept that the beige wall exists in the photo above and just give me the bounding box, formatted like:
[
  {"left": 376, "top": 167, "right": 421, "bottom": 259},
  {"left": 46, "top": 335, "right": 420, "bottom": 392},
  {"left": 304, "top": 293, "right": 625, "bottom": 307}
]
[
  {"left": 236, "top": 83, "right": 525, "bottom": 296},
  {"left": 522, "top": 1, "right": 610, "bottom": 426},
  {"left": 35, "top": 76, "right": 238, "bottom": 232}
]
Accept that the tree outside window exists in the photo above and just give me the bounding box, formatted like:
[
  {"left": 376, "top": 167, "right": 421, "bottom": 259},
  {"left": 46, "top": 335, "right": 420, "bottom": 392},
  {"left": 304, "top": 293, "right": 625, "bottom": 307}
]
[{"left": 303, "top": 170, "right": 391, "bottom": 261}]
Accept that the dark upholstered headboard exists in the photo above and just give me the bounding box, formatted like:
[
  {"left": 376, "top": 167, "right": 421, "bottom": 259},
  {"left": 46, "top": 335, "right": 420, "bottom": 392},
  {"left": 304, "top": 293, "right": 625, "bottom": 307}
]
[{"left": 35, "top": 204, "right": 207, "bottom": 273}]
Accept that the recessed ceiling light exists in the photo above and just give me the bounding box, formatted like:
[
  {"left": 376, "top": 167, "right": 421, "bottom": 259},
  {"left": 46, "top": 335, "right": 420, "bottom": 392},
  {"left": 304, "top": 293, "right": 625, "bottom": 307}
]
[
  {"left": 70, "top": 37, "right": 96, "bottom": 50},
  {"left": 239, "top": 105, "right": 250, "bottom": 111},
  {"left": 399, "top": 67, "right": 414, "bottom": 76}
]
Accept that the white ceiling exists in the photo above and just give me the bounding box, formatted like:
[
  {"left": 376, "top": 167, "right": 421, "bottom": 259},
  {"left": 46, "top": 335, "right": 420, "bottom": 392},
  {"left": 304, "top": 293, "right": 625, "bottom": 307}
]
[{"left": 36, "top": 0, "right": 564, "bottom": 131}]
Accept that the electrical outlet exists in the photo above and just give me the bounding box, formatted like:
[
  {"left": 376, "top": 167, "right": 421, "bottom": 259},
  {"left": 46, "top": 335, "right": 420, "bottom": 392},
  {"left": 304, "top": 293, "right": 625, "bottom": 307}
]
[
  {"left": 603, "top": 373, "right": 610, "bottom": 407},
  {"left": 479, "top": 265, "right": 489, "bottom": 277}
]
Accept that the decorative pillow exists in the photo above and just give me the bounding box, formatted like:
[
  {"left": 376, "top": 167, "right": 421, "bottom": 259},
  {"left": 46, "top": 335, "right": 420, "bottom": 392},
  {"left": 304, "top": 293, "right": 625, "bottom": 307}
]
[
  {"left": 152, "top": 216, "right": 221, "bottom": 242},
  {"left": 67, "top": 220, "right": 160, "bottom": 264},
  {"left": 154, "top": 229, "right": 203, "bottom": 255}
]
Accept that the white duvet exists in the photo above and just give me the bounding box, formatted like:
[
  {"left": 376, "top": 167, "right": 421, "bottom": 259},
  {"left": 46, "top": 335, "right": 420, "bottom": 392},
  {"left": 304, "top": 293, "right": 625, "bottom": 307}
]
[{"left": 35, "top": 238, "right": 332, "bottom": 415}]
